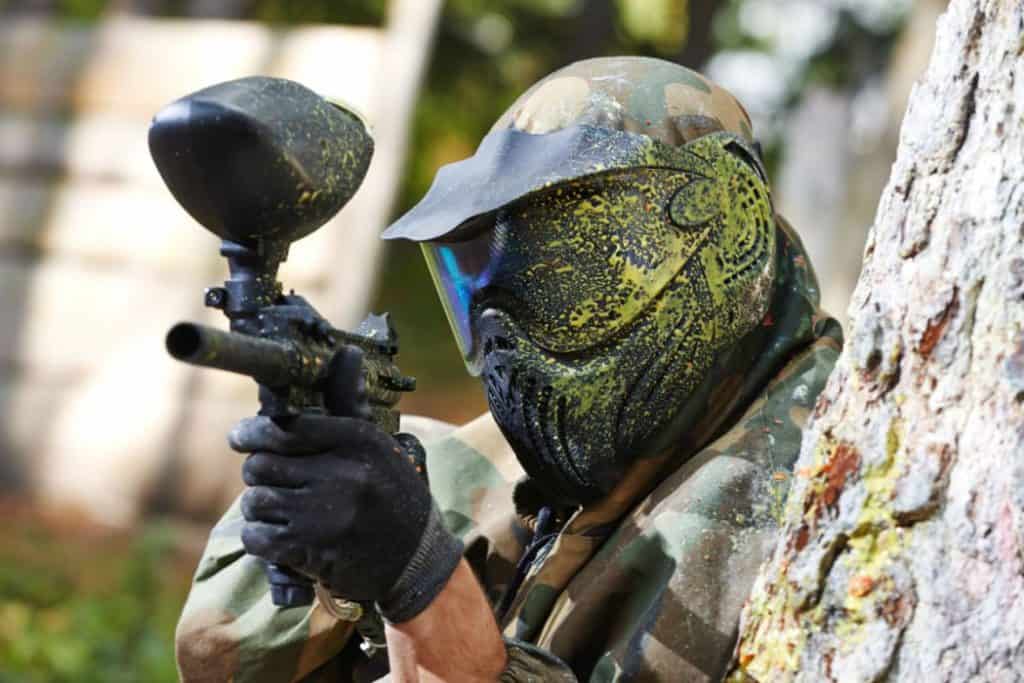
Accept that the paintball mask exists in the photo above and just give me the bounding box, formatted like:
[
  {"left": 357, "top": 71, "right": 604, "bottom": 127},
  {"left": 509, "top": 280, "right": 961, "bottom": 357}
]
[{"left": 384, "top": 57, "right": 777, "bottom": 504}]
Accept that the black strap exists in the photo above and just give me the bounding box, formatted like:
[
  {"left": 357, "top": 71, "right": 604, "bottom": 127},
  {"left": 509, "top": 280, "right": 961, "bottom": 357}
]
[{"left": 496, "top": 506, "right": 558, "bottom": 621}]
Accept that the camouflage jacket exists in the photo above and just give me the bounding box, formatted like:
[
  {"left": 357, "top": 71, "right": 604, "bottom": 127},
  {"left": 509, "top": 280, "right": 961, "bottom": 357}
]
[{"left": 176, "top": 219, "right": 841, "bottom": 682}]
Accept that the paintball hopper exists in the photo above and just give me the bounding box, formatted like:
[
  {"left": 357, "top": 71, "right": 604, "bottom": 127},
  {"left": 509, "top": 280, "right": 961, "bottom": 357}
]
[{"left": 148, "top": 76, "right": 373, "bottom": 246}]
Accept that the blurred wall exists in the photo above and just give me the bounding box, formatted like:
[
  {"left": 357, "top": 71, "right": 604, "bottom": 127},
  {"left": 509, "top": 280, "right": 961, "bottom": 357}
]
[{"left": 0, "top": 5, "right": 440, "bottom": 526}]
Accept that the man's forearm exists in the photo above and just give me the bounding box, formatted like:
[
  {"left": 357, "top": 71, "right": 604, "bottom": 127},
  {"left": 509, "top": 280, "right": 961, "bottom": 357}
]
[{"left": 385, "top": 558, "right": 507, "bottom": 682}]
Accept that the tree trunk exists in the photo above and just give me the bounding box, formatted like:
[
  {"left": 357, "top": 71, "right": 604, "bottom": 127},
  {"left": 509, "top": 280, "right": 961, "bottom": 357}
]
[{"left": 730, "top": 0, "right": 1024, "bottom": 680}]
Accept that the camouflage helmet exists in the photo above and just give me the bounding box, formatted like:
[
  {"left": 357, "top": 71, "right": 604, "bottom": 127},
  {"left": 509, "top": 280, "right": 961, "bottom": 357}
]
[
  {"left": 490, "top": 55, "right": 754, "bottom": 145},
  {"left": 382, "top": 56, "right": 761, "bottom": 244}
]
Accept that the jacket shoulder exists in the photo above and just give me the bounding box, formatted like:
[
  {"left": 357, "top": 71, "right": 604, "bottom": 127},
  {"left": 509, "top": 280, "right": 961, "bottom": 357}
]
[{"left": 424, "top": 412, "right": 523, "bottom": 539}]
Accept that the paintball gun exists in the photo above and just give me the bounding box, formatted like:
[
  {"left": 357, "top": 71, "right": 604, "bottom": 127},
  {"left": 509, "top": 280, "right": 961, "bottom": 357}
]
[{"left": 149, "top": 77, "right": 415, "bottom": 614}]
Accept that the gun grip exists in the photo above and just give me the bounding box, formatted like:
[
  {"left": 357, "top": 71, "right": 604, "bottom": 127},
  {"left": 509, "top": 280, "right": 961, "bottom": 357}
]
[
  {"left": 260, "top": 345, "right": 371, "bottom": 609},
  {"left": 266, "top": 562, "right": 315, "bottom": 607}
]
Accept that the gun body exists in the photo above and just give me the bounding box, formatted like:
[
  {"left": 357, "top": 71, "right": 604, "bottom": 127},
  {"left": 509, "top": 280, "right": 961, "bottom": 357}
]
[
  {"left": 149, "top": 76, "right": 412, "bottom": 613},
  {"left": 166, "top": 301, "right": 414, "bottom": 432},
  {"left": 164, "top": 234, "right": 415, "bottom": 610}
]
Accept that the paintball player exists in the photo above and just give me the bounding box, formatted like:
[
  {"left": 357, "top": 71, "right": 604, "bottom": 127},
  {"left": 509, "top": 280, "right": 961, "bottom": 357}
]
[{"left": 175, "top": 57, "right": 842, "bottom": 682}]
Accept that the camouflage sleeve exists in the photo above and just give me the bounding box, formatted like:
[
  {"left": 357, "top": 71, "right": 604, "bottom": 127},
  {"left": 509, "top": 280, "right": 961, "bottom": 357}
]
[
  {"left": 175, "top": 496, "right": 356, "bottom": 683},
  {"left": 501, "top": 639, "right": 578, "bottom": 682}
]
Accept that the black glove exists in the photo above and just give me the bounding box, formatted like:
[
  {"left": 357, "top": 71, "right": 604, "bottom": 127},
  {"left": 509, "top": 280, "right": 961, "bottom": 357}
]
[{"left": 229, "top": 414, "right": 463, "bottom": 623}]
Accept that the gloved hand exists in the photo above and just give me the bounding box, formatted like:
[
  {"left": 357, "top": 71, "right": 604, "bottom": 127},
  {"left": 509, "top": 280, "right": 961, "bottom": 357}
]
[{"left": 229, "top": 414, "right": 463, "bottom": 623}]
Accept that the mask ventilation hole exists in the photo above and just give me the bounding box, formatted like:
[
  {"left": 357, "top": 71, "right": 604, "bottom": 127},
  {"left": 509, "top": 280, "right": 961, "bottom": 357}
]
[{"left": 483, "top": 334, "right": 514, "bottom": 358}]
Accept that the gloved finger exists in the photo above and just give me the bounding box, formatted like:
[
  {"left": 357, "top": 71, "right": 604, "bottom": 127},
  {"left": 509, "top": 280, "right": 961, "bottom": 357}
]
[
  {"left": 242, "top": 452, "right": 309, "bottom": 488},
  {"left": 241, "top": 521, "right": 302, "bottom": 566},
  {"left": 240, "top": 485, "right": 295, "bottom": 525},
  {"left": 228, "top": 414, "right": 390, "bottom": 457},
  {"left": 229, "top": 416, "right": 319, "bottom": 456},
  {"left": 394, "top": 433, "right": 428, "bottom": 484},
  {"left": 324, "top": 345, "right": 373, "bottom": 421},
  {"left": 285, "top": 414, "right": 395, "bottom": 454}
]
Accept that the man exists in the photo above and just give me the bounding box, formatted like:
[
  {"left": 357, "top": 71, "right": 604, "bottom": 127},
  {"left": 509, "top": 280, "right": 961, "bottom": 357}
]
[{"left": 176, "top": 57, "right": 841, "bottom": 682}]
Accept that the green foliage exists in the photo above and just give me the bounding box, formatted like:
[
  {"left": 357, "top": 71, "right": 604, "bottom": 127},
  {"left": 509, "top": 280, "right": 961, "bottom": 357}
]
[
  {"left": 713, "top": 0, "right": 908, "bottom": 103},
  {"left": 0, "top": 521, "right": 188, "bottom": 683},
  {"left": 54, "top": 0, "right": 106, "bottom": 20},
  {"left": 616, "top": 0, "right": 689, "bottom": 54},
  {"left": 248, "top": 0, "right": 387, "bottom": 26}
]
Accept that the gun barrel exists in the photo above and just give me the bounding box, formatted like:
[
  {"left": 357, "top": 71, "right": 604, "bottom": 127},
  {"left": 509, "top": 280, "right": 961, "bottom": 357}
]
[{"left": 166, "top": 322, "right": 294, "bottom": 387}]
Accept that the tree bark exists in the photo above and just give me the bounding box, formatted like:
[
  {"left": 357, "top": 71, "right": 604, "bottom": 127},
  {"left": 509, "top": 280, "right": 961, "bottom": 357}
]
[{"left": 730, "top": 0, "right": 1024, "bottom": 680}]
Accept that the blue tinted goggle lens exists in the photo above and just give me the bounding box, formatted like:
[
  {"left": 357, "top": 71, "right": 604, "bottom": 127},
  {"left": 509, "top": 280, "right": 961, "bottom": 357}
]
[{"left": 420, "top": 231, "right": 496, "bottom": 375}]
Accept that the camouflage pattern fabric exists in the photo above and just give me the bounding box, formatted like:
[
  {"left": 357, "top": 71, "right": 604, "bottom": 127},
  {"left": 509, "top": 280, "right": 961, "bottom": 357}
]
[
  {"left": 175, "top": 218, "right": 841, "bottom": 682},
  {"left": 501, "top": 642, "right": 580, "bottom": 682},
  {"left": 491, "top": 56, "right": 754, "bottom": 145}
]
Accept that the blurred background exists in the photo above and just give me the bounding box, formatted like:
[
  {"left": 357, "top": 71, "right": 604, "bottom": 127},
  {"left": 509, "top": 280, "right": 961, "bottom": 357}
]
[{"left": 0, "top": 0, "right": 943, "bottom": 680}]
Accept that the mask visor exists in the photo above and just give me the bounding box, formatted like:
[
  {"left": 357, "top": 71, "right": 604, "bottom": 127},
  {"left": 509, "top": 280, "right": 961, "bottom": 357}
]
[{"left": 420, "top": 225, "right": 497, "bottom": 375}]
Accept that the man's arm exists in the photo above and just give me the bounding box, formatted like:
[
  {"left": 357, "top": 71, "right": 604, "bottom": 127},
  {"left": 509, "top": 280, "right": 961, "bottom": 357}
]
[
  {"left": 386, "top": 558, "right": 507, "bottom": 682},
  {"left": 385, "top": 559, "right": 579, "bottom": 683}
]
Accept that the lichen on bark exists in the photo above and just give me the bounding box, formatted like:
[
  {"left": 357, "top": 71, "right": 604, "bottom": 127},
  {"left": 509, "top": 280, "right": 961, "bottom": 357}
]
[{"left": 729, "top": 0, "right": 1024, "bottom": 680}]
